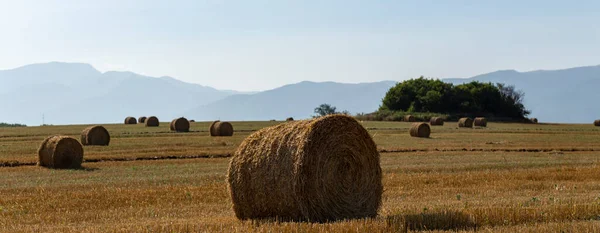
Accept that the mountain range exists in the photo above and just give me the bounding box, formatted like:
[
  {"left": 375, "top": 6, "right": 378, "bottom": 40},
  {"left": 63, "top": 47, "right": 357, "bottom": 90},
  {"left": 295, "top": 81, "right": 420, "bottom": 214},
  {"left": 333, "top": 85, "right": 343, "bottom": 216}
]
[
  {"left": 1, "top": 62, "right": 599, "bottom": 125},
  {"left": 445, "top": 65, "right": 600, "bottom": 123}
]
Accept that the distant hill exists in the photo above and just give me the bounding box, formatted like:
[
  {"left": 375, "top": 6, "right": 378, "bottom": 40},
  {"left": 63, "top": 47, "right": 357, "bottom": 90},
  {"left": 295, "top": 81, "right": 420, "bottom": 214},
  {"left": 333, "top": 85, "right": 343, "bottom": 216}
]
[
  {"left": 2, "top": 62, "right": 599, "bottom": 125},
  {"left": 0, "top": 62, "right": 239, "bottom": 125},
  {"left": 445, "top": 65, "right": 600, "bottom": 123},
  {"left": 184, "top": 81, "right": 396, "bottom": 121}
]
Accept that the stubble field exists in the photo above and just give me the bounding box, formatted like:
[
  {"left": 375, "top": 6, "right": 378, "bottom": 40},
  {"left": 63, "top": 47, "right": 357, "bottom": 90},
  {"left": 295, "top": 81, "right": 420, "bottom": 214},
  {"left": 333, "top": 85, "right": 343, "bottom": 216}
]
[{"left": 1, "top": 121, "right": 600, "bottom": 232}]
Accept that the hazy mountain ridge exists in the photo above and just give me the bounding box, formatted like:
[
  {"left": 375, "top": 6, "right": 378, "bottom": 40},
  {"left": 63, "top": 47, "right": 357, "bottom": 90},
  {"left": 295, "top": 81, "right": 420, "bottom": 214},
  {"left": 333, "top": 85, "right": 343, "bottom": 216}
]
[
  {"left": 185, "top": 66, "right": 600, "bottom": 123},
  {"left": 2, "top": 62, "right": 599, "bottom": 125},
  {"left": 445, "top": 65, "right": 600, "bottom": 123},
  {"left": 0, "top": 62, "right": 238, "bottom": 125},
  {"left": 184, "top": 81, "right": 397, "bottom": 121}
]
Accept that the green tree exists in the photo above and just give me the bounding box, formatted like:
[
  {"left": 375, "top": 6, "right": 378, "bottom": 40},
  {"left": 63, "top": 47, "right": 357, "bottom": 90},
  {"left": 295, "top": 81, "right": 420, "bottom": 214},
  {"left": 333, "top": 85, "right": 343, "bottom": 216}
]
[
  {"left": 313, "top": 104, "right": 337, "bottom": 117},
  {"left": 379, "top": 77, "right": 530, "bottom": 119},
  {"left": 381, "top": 77, "right": 453, "bottom": 113}
]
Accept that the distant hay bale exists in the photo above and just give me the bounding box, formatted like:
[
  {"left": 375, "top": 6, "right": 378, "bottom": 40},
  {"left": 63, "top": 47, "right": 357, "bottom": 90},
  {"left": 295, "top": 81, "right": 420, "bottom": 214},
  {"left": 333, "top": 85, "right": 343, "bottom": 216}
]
[
  {"left": 409, "top": 123, "right": 431, "bottom": 138},
  {"left": 458, "top": 117, "right": 473, "bottom": 128},
  {"left": 474, "top": 117, "right": 488, "bottom": 127},
  {"left": 124, "top": 117, "right": 137, "bottom": 124},
  {"left": 170, "top": 117, "right": 190, "bottom": 132},
  {"left": 189, "top": 120, "right": 195, "bottom": 123},
  {"left": 38, "top": 135, "right": 84, "bottom": 169},
  {"left": 429, "top": 117, "right": 444, "bottom": 126},
  {"left": 404, "top": 115, "right": 415, "bottom": 122},
  {"left": 595, "top": 120, "right": 600, "bottom": 126},
  {"left": 80, "top": 125, "right": 110, "bottom": 146},
  {"left": 227, "top": 114, "right": 382, "bottom": 222},
  {"left": 145, "top": 116, "right": 159, "bottom": 127},
  {"left": 170, "top": 119, "right": 176, "bottom": 131},
  {"left": 531, "top": 118, "right": 538, "bottom": 124},
  {"left": 209, "top": 121, "right": 234, "bottom": 136},
  {"left": 286, "top": 117, "right": 294, "bottom": 121},
  {"left": 138, "top": 116, "right": 147, "bottom": 123}
]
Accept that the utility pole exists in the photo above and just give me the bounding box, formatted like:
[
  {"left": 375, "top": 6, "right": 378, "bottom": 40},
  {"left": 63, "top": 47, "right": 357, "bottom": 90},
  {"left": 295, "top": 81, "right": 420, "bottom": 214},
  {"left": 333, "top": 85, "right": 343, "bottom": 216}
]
[{"left": 42, "top": 114, "right": 45, "bottom": 126}]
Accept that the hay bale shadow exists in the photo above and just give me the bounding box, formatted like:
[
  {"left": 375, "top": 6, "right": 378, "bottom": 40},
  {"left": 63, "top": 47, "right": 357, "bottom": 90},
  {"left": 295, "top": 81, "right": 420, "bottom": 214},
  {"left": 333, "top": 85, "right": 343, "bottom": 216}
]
[
  {"left": 76, "top": 166, "right": 100, "bottom": 172},
  {"left": 386, "top": 211, "right": 477, "bottom": 232},
  {"left": 38, "top": 166, "right": 99, "bottom": 171},
  {"left": 248, "top": 216, "right": 325, "bottom": 226}
]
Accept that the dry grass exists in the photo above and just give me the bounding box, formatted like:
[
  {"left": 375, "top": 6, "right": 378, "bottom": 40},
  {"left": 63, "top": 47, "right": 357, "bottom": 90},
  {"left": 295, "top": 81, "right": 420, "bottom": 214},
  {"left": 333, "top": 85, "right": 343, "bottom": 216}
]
[{"left": 1, "top": 120, "right": 600, "bottom": 232}]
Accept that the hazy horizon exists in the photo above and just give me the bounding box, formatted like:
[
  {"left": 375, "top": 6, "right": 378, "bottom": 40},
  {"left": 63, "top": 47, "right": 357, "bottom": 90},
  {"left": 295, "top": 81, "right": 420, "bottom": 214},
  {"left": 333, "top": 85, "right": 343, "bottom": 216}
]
[
  {"left": 3, "top": 61, "right": 600, "bottom": 93},
  {"left": 1, "top": 0, "right": 600, "bottom": 91}
]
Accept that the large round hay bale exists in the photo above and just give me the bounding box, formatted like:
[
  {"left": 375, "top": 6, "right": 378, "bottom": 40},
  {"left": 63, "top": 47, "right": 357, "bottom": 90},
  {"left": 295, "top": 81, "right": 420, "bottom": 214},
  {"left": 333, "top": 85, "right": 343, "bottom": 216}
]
[
  {"left": 124, "top": 117, "right": 137, "bottom": 124},
  {"left": 209, "top": 121, "right": 234, "bottom": 136},
  {"left": 530, "top": 118, "right": 538, "bottom": 124},
  {"left": 38, "top": 136, "right": 84, "bottom": 169},
  {"left": 594, "top": 120, "right": 600, "bottom": 126},
  {"left": 409, "top": 122, "right": 431, "bottom": 138},
  {"left": 145, "top": 116, "right": 159, "bottom": 127},
  {"left": 474, "top": 117, "right": 487, "bottom": 127},
  {"left": 404, "top": 115, "right": 415, "bottom": 122},
  {"left": 138, "top": 116, "right": 147, "bottom": 123},
  {"left": 429, "top": 117, "right": 444, "bottom": 126},
  {"left": 458, "top": 117, "right": 473, "bottom": 128},
  {"left": 189, "top": 119, "right": 195, "bottom": 123},
  {"left": 286, "top": 117, "right": 294, "bottom": 121},
  {"left": 227, "top": 114, "right": 382, "bottom": 222},
  {"left": 170, "top": 117, "right": 190, "bottom": 132},
  {"left": 208, "top": 121, "right": 233, "bottom": 137},
  {"left": 80, "top": 126, "right": 110, "bottom": 146}
]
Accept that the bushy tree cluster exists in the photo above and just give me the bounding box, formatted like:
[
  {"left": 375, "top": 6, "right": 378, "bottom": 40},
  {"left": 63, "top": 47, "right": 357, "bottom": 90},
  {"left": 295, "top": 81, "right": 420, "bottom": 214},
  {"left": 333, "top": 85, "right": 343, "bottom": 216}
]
[
  {"left": 0, "top": 123, "right": 27, "bottom": 127},
  {"left": 313, "top": 104, "right": 350, "bottom": 118},
  {"left": 380, "top": 77, "right": 530, "bottom": 118}
]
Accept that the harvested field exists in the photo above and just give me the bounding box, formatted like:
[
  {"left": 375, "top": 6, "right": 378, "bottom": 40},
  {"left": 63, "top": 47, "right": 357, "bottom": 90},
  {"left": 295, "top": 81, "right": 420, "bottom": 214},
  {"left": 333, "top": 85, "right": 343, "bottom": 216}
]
[{"left": 1, "top": 120, "right": 600, "bottom": 232}]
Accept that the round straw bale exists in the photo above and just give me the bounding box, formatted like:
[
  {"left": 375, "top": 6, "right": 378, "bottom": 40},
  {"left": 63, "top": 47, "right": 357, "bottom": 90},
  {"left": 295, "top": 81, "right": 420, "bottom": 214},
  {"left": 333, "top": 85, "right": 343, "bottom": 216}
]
[
  {"left": 209, "top": 121, "right": 219, "bottom": 135},
  {"left": 138, "top": 116, "right": 147, "bottom": 123},
  {"left": 170, "top": 117, "right": 190, "bottom": 132},
  {"left": 169, "top": 119, "right": 176, "bottom": 131},
  {"left": 80, "top": 125, "right": 110, "bottom": 146},
  {"left": 38, "top": 136, "right": 84, "bottom": 169},
  {"left": 286, "top": 117, "right": 294, "bottom": 121},
  {"left": 404, "top": 115, "right": 415, "bottom": 122},
  {"left": 594, "top": 120, "right": 600, "bottom": 126},
  {"left": 209, "top": 121, "right": 234, "bottom": 136},
  {"left": 227, "top": 114, "right": 382, "bottom": 222},
  {"left": 458, "top": 117, "right": 473, "bottom": 128},
  {"left": 124, "top": 117, "right": 137, "bottom": 124},
  {"left": 409, "top": 122, "right": 431, "bottom": 138},
  {"left": 474, "top": 117, "right": 488, "bottom": 127},
  {"left": 429, "top": 117, "right": 444, "bottom": 126},
  {"left": 145, "top": 116, "right": 159, "bottom": 127},
  {"left": 189, "top": 119, "right": 195, "bottom": 123},
  {"left": 530, "top": 118, "right": 538, "bottom": 124}
]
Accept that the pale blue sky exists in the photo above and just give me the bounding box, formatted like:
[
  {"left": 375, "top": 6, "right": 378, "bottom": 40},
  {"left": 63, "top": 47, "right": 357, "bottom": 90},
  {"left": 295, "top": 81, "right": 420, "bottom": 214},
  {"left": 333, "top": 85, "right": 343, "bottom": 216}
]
[{"left": 1, "top": 0, "right": 599, "bottom": 91}]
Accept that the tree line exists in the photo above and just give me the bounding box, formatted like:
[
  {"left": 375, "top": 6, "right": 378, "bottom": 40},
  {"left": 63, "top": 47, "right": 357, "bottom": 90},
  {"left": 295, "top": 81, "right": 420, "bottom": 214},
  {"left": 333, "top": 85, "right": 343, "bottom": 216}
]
[{"left": 379, "top": 77, "right": 530, "bottom": 119}]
